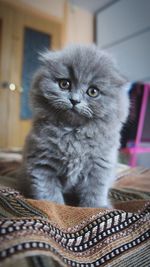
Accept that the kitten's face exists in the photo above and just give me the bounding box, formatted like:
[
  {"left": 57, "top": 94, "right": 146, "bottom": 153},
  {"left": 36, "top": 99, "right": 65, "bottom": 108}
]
[{"left": 32, "top": 45, "right": 129, "bottom": 126}]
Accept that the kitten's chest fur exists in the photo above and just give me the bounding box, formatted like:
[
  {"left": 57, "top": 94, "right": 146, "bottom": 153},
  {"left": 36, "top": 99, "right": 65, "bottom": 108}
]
[{"left": 35, "top": 123, "right": 100, "bottom": 191}]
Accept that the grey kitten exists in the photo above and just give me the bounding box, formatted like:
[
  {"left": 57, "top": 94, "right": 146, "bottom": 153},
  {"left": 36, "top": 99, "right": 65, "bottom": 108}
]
[{"left": 19, "top": 45, "right": 129, "bottom": 208}]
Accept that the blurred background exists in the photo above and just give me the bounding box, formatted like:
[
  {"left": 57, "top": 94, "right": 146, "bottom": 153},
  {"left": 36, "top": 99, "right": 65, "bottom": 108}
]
[{"left": 0, "top": 0, "right": 150, "bottom": 167}]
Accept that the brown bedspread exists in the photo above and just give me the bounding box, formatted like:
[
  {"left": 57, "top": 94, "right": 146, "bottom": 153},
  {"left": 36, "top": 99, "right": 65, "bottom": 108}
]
[{"left": 0, "top": 160, "right": 149, "bottom": 267}]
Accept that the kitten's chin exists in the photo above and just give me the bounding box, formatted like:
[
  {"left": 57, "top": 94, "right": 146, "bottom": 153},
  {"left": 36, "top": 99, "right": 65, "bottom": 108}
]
[
  {"left": 58, "top": 108, "right": 92, "bottom": 127},
  {"left": 50, "top": 103, "right": 93, "bottom": 126}
]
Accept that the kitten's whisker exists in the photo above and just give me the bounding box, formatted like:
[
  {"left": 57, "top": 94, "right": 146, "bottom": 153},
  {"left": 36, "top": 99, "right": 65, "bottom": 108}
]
[
  {"left": 79, "top": 106, "right": 93, "bottom": 118},
  {"left": 51, "top": 99, "right": 70, "bottom": 111}
]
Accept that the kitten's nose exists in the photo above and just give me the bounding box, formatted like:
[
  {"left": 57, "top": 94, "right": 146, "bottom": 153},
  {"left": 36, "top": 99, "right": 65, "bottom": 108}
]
[{"left": 70, "top": 98, "right": 80, "bottom": 106}]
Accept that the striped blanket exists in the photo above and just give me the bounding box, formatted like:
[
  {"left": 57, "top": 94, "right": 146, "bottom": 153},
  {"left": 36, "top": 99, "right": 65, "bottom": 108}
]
[{"left": 0, "top": 161, "right": 149, "bottom": 267}]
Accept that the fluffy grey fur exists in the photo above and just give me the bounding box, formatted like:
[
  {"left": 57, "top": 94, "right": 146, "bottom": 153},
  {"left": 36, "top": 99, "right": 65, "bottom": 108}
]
[{"left": 19, "top": 45, "right": 129, "bottom": 208}]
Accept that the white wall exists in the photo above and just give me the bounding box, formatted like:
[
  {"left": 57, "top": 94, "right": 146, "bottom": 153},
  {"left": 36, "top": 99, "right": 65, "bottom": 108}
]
[
  {"left": 96, "top": 0, "right": 150, "bottom": 167},
  {"left": 96, "top": 0, "right": 150, "bottom": 82}
]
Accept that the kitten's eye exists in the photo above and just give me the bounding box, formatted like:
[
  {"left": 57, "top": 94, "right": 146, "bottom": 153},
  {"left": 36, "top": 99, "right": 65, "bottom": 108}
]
[
  {"left": 59, "top": 79, "right": 71, "bottom": 90},
  {"left": 87, "top": 87, "right": 99, "bottom": 98}
]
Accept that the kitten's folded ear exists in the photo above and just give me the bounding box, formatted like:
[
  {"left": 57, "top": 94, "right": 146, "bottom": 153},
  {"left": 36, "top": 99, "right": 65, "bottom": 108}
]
[{"left": 38, "top": 49, "right": 58, "bottom": 65}]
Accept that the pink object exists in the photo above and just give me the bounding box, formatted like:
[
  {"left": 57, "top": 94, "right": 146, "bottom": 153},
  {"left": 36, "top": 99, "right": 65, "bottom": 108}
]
[{"left": 121, "top": 83, "right": 150, "bottom": 167}]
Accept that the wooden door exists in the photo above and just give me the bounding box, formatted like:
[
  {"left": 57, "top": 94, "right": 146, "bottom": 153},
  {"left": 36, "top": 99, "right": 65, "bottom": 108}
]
[
  {"left": 0, "top": 4, "right": 14, "bottom": 148},
  {"left": 0, "top": 1, "right": 62, "bottom": 149}
]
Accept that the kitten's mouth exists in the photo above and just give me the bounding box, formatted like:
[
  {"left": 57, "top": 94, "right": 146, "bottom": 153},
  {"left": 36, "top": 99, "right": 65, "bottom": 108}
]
[
  {"left": 69, "top": 105, "right": 93, "bottom": 119},
  {"left": 71, "top": 106, "right": 79, "bottom": 113}
]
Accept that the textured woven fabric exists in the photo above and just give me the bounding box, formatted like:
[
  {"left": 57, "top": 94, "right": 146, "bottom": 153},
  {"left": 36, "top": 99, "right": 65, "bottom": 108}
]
[
  {"left": 0, "top": 185, "right": 149, "bottom": 267},
  {"left": 0, "top": 160, "right": 150, "bottom": 266}
]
